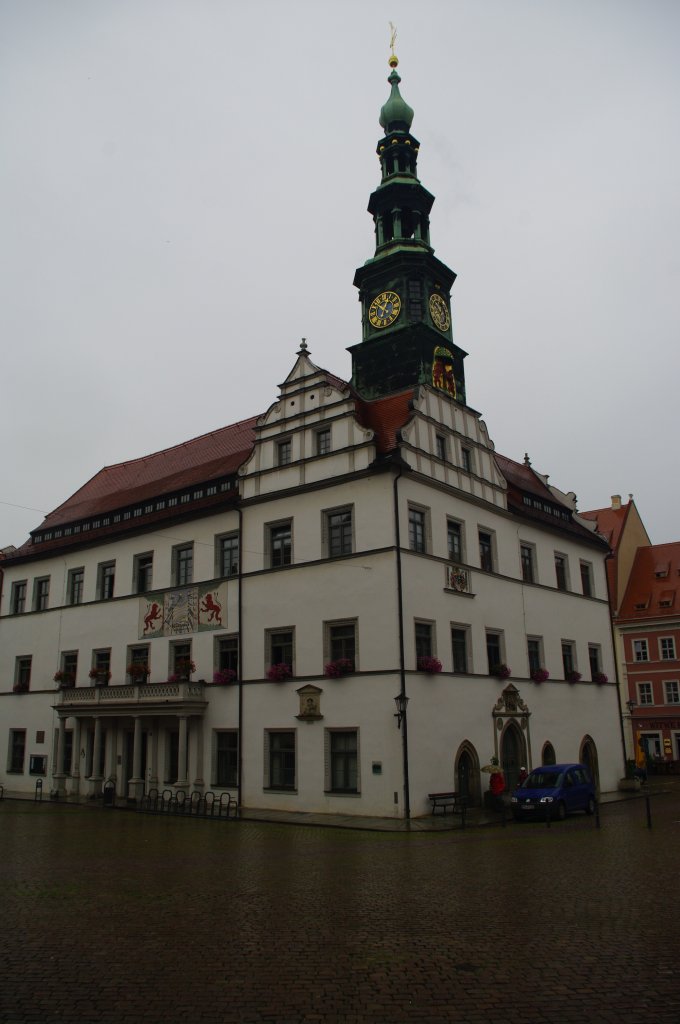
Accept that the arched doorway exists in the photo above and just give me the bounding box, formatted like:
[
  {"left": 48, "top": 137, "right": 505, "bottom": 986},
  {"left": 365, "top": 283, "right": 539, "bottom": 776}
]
[
  {"left": 454, "top": 741, "right": 481, "bottom": 807},
  {"left": 580, "top": 736, "right": 600, "bottom": 793},
  {"left": 501, "top": 722, "right": 526, "bottom": 792},
  {"left": 542, "top": 741, "right": 556, "bottom": 766}
]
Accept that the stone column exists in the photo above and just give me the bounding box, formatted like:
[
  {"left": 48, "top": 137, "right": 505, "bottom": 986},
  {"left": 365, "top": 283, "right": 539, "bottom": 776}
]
[
  {"left": 193, "top": 719, "right": 205, "bottom": 791},
  {"left": 177, "top": 715, "right": 189, "bottom": 790},
  {"left": 147, "top": 723, "right": 158, "bottom": 790},
  {"left": 89, "top": 717, "right": 103, "bottom": 797},
  {"left": 69, "top": 718, "right": 82, "bottom": 797},
  {"left": 128, "top": 716, "right": 145, "bottom": 802},
  {"left": 53, "top": 716, "right": 67, "bottom": 797}
]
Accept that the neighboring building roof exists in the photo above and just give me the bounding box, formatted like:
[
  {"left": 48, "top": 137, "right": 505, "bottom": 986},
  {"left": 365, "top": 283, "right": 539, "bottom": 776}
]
[
  {"left": 618, "top": 542, "right": 680, "bottom": 621},
  {"left": 580, "top": 504, "right": 628, "bottom": 550}
]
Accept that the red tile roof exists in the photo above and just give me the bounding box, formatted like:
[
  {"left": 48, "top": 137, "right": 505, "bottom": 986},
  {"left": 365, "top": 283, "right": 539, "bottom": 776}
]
[
  {"left": 618, "top": 542, "right": 680, "bottom": 621},
  {"left": 580, "top": 504, "right": 628, "bottom": 550},
  {"left": 355, "top": 389, "right": 415, "bottom": 454}
]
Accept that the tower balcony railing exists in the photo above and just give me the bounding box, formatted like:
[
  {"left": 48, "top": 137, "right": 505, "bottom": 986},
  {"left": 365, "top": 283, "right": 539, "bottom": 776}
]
[{"left": 58, "top": 680, "right": 206, "bottom": 705}]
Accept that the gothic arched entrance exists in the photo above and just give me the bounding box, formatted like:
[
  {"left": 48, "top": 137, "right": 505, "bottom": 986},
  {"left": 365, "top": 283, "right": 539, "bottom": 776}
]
[
  {"left": 580, "top": 735, "right": 600, "bottom": 794},
  {"left": 501, "top": 721, "right": 526, "bottom": 792},
  {"left": 454, "top": 741, "right": 481, "bottom": 807}
]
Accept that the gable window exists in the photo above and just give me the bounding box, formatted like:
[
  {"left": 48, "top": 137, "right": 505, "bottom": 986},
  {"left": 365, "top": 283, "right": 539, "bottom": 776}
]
[
  {"left": 451, "top": 627, "right": 469, "bottom": 673},
  {"left": 8, "top": 729, "right": 26, "bottom": 773},
  {"left": 633, "top": 639, "right": 649, "bottom": 662},
  {"left": 97, "top": 562, "right": 115, "bottom": 601},
  {"left": 173, "top": 545, "right": 193, "bottom": 587},
  {"left": 527, "top": 638, "right": 543, "bottom": 676},
  {"left": 561, "top": 641, "right": 576, "bottom": 677},
  {"left": 213, "top": 730, "right": 239, "bottom": 788},
  {"left": 217, "top": 635, "right": 239, "bottom": 675},
  {"left": 326, "top": 620, "right": 357, "bottom": 670},
  {"left": 660, "top": 637, "right": 676, "bottom": 661},
  {"left": 664, "top": 681, "right": 680, "bottom": 704},
  {"left": 68, "top": 569, "right": 84, "bottom": 606},
  {"left": 554, "top": 554, "right": 568, "bottom": 591},
  {"left": 325, "top": 507, "right": 353, "bottom": 558},
  {"left": 11, "top": 581, "right": 27, "bottom": 614},
  {"left": 461, "top": 447, "right": 473, "bottom": 473},
  {"left": 134, "top": 553, "right": 153, "bottom": 594},
  {"left": 277, "top": 439, "right": 292, "bottom": 466},
  {"left": 267, "top": 628, "right": 294, "bottom": 674},
  {"left": 217, "top": 533, "right": 240, "bottom": 577},
  {"left": 266, "top": 730, "right": 296, "bottom": 790},
  {"left": 637, "top": 682, "right": 653, "bottom": 705},
  {"left": 486, "top": 631, "right": 504, "bottom": 674},
  {"left": 520, "top": 544, "right": 535, "bottom": 584},
  {"left": 316, "top": 428, "right": 331, "bottom": 456},
  {"left": 447, "top": 520, "right": 463, "bottom": 562},
  {"left": 269, "top": 522, "right": 292, "bottom": 568},
  {"left": 14, "top": 656, "right": 32, "bottom": 693},
  {"left": 415, "top": 621, "right": 434, "bottom": 661},
  {"left": 580, "top": 561, "right": 593, "bottom": 597},
  {"left": 408, "top": 505, "right": 428, "bottom": 554},
  {"left": 435, "top": 434, "right": 447, "bottom": 461},
  {"left": 326, "top": 729, "right": 359, "bottom": 794},
  {"left": 34, "top": 577, "right": 50, "bottom": 611},
  {"left": 478, "top": 530, "right": 494, "bottom": 573}
]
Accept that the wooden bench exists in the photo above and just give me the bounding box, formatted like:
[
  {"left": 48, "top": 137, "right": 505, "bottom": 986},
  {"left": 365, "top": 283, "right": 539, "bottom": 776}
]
[{"left": 428, "top": 791, "right": 463, "bottom": 815}]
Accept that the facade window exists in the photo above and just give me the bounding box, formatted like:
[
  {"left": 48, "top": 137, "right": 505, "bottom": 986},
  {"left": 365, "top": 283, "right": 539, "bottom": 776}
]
[
  {"left": 61, "top": 652, "right": 78, "bottom": 686},
  {"left": 277, "top": 439, "right": 292, "bottom": 466},
  {"left": 327, "top": 730, "right": 359, "bottom": 793},
  {"left": 479, "top": 531, "right": 494, "bottom": 572},
  {"left": 325, "top": 508, "right": 353, "bottom": 558},
  {"left": 91, "top": 649, "right": 111, "bottom": 684},
  {"left": 486, "top": 631, "right": 503, "bottom": 674},
  {"left": 561, "top": 641, "right": 576, "bottom": 677},
  {"left": 520, "top": 544, "right": 535, "bottom": 584},
  {"left": 326, "top": 621, "right": 356, "bottom": 669},
  {"left": 134, "top": 553, "right": 153, "bottom": 594},
  {"left": 461, "top": 447, "right": 473, "bottom": 473},
  {"left": 11, "top": 581, "right": 27, "bottom": 614},
  {"left": 8, "top": 729, "right": 26, "bottom": 773},
  {"left": 173, "top": 545, "right": 193, "bottom": 587},
  {"left": 68, "top": 569, "right": 84, "bottom": 606},
  {"left": 580, "top": 561, "right": 593, "bottom": 597},
  {"left": 408, "top": 506, "right": 428, "bottom": 553},
  {"left": 527, "top": 638, "right": 542, "bottom": 675},
  {"left": 217, "top": 635, "right": 239, "bottom": 674},
  {"left": 415, "top": 621, "right": 434, "bottom": 661},
  {"left": 97, "top": 561, "right": 115, "bottom": 601},
  {"left": 633, "top": 639, "right": 649, "bottom": 662},
  {"left": 447, "top": 520, "right": 463, "bottom": 562},
  {"left": 554, "top": 554, "right": 568, "bottom": 591},
  {"left": 269, "top": 522, "right": 292, "bottom": 568},
  {"left": 451, "top": 627, "right": 468, "bottom": 673},
  {"left": 171, "top": 641, "right": 192, "bottom": 679},
  {"left": 14, "top": 656, "right": 32, "bottom": 693},
  {"left": 435, "top": 434, "right": 446, "bottom": 461},
  {"left": 588, "top": 644, "right": 602, "bottom": 679},
  {"left": 660, "top": 637, "right": 676, "bottom": 661},
  {"left": 664, "top": 681, "right": 680, "bottom": 704},
  {"left": 34, "top": 576, "right": 50, "bottom": 611},
  {"left": 214, "top": 731, "right": 239, "bottom": 788},
  {"left": 127, "top": 645, "right": 150, "bottom": 682},
  {"left": 638, "top": 682, "right": 653, "bottom": 706},
  {"left": 266, "top": 731, "right": 296, "bottom": 790},
  {"left": 316, "top": 428, "right": 331, "bottom": 456},
  {"left": 267, "top": 628, "right": 294, "bottom": 673},
  {"left": 218, "top": 533, "right": 240, "bottom": 577}
]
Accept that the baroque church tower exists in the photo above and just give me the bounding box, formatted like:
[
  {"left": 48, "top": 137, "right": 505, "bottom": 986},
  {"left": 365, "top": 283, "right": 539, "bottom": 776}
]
[{"left": 350, "top": 52, "right": 467, "bottom": 404}]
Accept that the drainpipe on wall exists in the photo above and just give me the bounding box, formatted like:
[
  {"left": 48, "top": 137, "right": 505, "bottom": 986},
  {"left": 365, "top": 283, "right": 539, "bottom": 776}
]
[
  {"left": 392, "top": 460, "right": 410, "bottom": 822},
  {"left": 237, "top": 505, "right": 244, "bottom": 813}
]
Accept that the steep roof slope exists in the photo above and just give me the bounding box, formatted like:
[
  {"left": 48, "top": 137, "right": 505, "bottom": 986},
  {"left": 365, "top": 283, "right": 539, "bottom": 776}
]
[{"left": 618, "top": 542, "right": 680, "bottom": 621}]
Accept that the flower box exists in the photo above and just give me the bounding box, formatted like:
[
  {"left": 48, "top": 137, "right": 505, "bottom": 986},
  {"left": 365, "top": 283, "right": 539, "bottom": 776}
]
[
  {"left": 491, "top": 664, "right": 511, "bottom": 680},
  {"left": 592, "top": 672, "right": 608, "bottom": 685},
  {"left": 531, "top": 668, "right": 549, "bottom": 683},
  {"left": 417, "top": 656, "right": 442, "bottom": 675},
  {"left": 324, "top": 659, "right": 354, "bottom": 679},
  {"left": 213, "top": 669, "right": 237, "bottom": 685},
  {"left": 267, "top": 663, "right": 292, "bottom": 682},
  {"left": 566, "top": 670, "right": 582, "bottom": 684},
  {"left": 127, "top": 663, "right": 150, "bottom": 681}
]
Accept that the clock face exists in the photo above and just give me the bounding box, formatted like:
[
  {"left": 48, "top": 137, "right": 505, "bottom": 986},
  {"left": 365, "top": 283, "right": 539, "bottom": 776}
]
[
  {"left": 368, "top": 290, "right": 401, "bottom": 329},
  {"left": 429, "top": 292, "right": 451, "bottom": 332}
]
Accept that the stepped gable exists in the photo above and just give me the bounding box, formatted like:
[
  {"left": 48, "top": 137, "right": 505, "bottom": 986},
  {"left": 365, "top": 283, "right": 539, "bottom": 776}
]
[{"left": 618, "top": 542, "right": 680, "bottom": 620}]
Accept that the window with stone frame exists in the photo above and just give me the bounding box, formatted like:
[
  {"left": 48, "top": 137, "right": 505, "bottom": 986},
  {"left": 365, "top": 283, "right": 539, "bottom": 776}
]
[
  {"left": 127, "top": 645, "right": 150, "bottom": 682},
  {"left": 326, "top": 729, "right": 359, "bottom": 794},
  {"left": 451, "top": 626, "right": 469, "bottom": 673},
  {"left": 633, "top": 639, "right": 649, "bottom": 662},
  {"left": 266, "top": 730, "right": 296, "bottom": 790},
  {"left": 659, "top": 637, "right": 676, "bottom": 661},
  {"left": 580, "top": 561, "right": 593, "bottom": 597},
  {"left": 520, "top": 544, "right": 535, "bottom": 584},
  {"left": 486, "top": 631, "right": 504, "bottom": 674},
  {"left": 68, "top": 568, "right": 84, "bottom": 606},
  {"left": 479, "top": 530, "right": 494, "bottom": 572},
  {"left": 11, "top": 580, "right": 27, "bottom": 614},
  {"left": 217, "top": 533, "right": 240, "bottom": 577},
  {"left": 173, "top": 544, "right": 193, "bottom": 587},
  {"left": 14, "top": 656, "right": 32, "bottom": 693},
  {"left": 664, "top": 680, "right": 680, "bottom": 705},
  {"left": 325, "top": 507, "right": 353, "bottom": 558},
  {"left": 561, "top": 641, "right": 576, "bottom": 677},
  {"left": 8, "top": 729, "right": 26, "bottom": 773},
  {"left": 408, "top": 505, "right": 429, "bottom": 553},
  {"left": 415, "top": 621, "right": 434, "bottom": 661},
  {"left": 213, "top": 730, "right": 239, "bottom": 788},
  {"left": 134, "top": 552, "right": 153, "bottom": 594},
  {"left": 527, "top": 638, "right": 543, "bottom": 676},
  {"left": 217, "top": 635, "right": 239, "bottom": 674},
  {"left": 277, "top": 438, "right": 292, "bottom": 466},
  {"left": 268, "top": 521, "right": 292, "bottom": 568},
  {"left": 267, "top": 628, "right": 294, "bottom": 674},
  {"left": 34, "top": 576, "right": 50, "bottom": 611},
  {"left": 97, "top": 561, "right": 115, "bottom": 600},
  {"left": 171, "top": 641, "right": 193, "bottom": 680},
  {"left": 325, "top": 621, "right": 356, "bottom": 671},
  {"left": 637, "top": 682, "right": 653, "bottom": 705},
  {"left": 316, "top": 428, "right": 331, "bottom": 456},
  {"left": 447, "top": 520, "right": 463, "bottom": 562},
  {"left": 588, "top": 644, "right": 602, "bottom": 679},
  {"left": 554, "top": 554, "right": 568, "bottom": 591}
]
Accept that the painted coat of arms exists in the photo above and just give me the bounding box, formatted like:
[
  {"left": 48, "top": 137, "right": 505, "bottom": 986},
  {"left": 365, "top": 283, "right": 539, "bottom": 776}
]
[{"left": 139, "top": 582, "right": 227, "bottom": 638}]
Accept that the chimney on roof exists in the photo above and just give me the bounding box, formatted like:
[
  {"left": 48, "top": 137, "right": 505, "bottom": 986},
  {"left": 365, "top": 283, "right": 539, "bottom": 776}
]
[{"left": 611, "top": 495, "right": 622, "bottom": 510}]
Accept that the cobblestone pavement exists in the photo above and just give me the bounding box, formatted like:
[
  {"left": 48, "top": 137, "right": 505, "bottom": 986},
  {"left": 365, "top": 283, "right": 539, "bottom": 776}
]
[{"left": 1, "top": 790, "right": 679, "bottom": 1024}]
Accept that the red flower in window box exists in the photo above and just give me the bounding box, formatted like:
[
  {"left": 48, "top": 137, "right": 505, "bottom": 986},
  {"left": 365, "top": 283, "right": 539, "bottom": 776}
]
[
  {"left": 267, "top": 663, "right": 292, "bottom": 682},
  {"left": 417, "top": 656, "right": 442, "bottom": 675},
  {"left": 127, "top": 663, "right": 150, "bottom": 680},
  {"left": 213, "top": 669, "right": 237, "bottom": 685},
  {"left": 324, "top": 658, "right": 354, "bottom": 679},
  {"left": 89, "top": 669, "right": 111, "bottom": 685},
  {"left": 531, "top": 668, "right": 549, "bottom": 683},
  {"left": 593, "top": 671, "right": 608, "bottom": 685},
  {"left": 491, "top": 664, "right": 511, "bottom": 680},
  {"left": 566, "top": 670, "right": 582, "bottom": 684}
]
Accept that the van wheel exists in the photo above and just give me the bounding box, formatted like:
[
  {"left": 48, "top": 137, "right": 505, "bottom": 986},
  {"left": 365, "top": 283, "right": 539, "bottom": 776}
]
[
  {"left": 585, "top": 797, "right": 595, "bottom": 816},
  {"left": 556, "top": 801, "right": 566, "bottom": 821}
]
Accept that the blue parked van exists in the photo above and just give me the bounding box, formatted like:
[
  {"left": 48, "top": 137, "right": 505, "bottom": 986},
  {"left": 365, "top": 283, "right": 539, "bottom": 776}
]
[{"left": 511, "top": 763, "right": 596, "bottom": 821}]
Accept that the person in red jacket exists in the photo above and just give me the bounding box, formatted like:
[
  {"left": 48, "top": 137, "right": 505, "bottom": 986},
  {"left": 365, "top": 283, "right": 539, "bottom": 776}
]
[{"left": 489, "top": 758, "right": 505, "bottom": 811}]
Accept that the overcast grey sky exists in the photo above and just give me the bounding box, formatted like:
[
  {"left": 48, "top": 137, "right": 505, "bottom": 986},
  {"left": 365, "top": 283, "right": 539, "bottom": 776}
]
[{"left": 1, "top": 0, "right": 678, "bottom": 548}]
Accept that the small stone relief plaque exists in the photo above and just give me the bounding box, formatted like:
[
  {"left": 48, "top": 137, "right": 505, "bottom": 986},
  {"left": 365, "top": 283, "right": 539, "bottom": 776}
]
[{"left": 297, "top": 684, "right": 323, "bottom": 721}]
